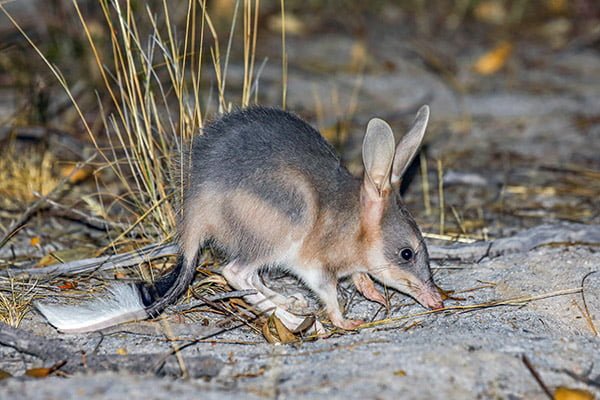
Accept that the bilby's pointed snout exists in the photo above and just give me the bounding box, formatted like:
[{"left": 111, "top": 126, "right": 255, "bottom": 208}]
[
  {"left": 419, "top": 290, "right": 444, "bottom": 310},
  {"left": 415, "top": 282, "right": 444, "bottom": 310}
]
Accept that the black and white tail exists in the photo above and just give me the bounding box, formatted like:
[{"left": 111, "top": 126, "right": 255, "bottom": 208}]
[{"left": 36, "top": 255, "right": 196, "bottom": 333}]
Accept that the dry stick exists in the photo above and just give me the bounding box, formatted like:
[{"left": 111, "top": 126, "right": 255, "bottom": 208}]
[
  {"left": 0, "top": 155, "right": 97, "bottom": 250},
  {"left": 0, "top": 243, "right": 179, "bottom": 278},
  {"left": 170, "top": 289, "right": 257, "bottom": 312},
  {"left": 437, "top": 158, "right": 445, "bottom": 235},
  {"left": 280, "top": 0, "right": 287, "bottom": 109},
  {"left": 521, "top": 354, "right": 553, "bottom": 400},
  {"left": 580, "top": 270, "right": 599, "bottom": 336},
  {"left": 44, "top": 198, "right": 129, "bottom": 232},
  {"left": 420, "top": 153, "right": 431, "bottom": 216}
]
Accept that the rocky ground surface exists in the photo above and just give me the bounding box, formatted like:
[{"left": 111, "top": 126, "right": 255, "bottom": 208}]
[{"left": 1, "top": 3, "right": 600, "bottom": 399}]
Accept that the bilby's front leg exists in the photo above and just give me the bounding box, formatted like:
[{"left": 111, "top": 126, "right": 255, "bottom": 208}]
[
  {"left": 352, "top": 272, "right": 388, "bottom": 308},
  {"left": 302, "top": 270, "right": 364, "bottom": 330}
]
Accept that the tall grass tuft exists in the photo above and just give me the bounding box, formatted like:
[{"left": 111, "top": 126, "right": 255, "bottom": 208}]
[
  {"left": 0, "top": 0, "right": 272, "bottom": 252},
  {"left": 74, "top": 0, "right": 264, "bottom": 248}
]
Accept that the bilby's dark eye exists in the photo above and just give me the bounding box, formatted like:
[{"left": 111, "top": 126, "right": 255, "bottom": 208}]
[{"left": 400, "top": 248, "right": 413, "bottom": 261}]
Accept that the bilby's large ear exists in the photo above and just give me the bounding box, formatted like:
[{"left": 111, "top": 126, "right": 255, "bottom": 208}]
[
  {"left": 362, "top": 118, "right": 396, "bottom": 196},
  {"left": 391, "top": 105, "right": 430, "bottom": 188}
]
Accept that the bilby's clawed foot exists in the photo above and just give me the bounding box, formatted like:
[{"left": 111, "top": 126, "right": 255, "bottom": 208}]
[
  {"left": 352, "top": 272, "right": 388, "bottom": 308},
  {"left": 330, "top": 316, "right": 365, "bottom": 331}
]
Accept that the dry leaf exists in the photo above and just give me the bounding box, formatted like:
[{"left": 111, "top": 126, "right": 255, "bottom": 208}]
[
  {"left": 57, "top": 281, "right": 78, "bottom": 291},
  {"left": 349, "top": 40, "right": 368, "bottom": 72},
  {"left": 25, "top": 360, "right": 66, "bottom": 378},
  {"left": 61, "top": 165, "right": 92, "bottom": 184},
  {"left": 262, "top": 318, "right": 278, "bottom": 344},
  {"left": 29, "top": 236, "right": 41, "bottom": 247},
  {"left": 394, "top": 370, "right": 407, "bottom": 377},
  {"left": 473, "top": 0, "right": 507, "bottom": 25},
  {"left": 272, "top": 314, "right": 298, "bottom": 344},
  {"left": 25, "top": 368, "right": 53, "bottom": 378},
  {"left": 320, "top": 125, "right": 340, "bottom": 143},
  {"left": 554, "top": 387, "right": 595, "bottom": 400},
  {"left": 115, "top": 347, "right": 128, "bottom": 355},
  {"left": 0, "top": 370, "right": 12, "bottom": 380},
  {"left": 114, "top": 271, "right": 127, "bottom": 279},
  {"left": 546, "top": 0, "right": 568, "bottom": 14},
  {"left": 473, "top": 41, "right": 513, "bottom": 75},
  {"left": 262, "top": 314, "right": 301, "bottom": 344}
]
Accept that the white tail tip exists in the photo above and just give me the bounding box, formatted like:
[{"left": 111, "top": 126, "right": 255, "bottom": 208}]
[{"left": 36, "top": 283, "right": 147, "bottom": 333}]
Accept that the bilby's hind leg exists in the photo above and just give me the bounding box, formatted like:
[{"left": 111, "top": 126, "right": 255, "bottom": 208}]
[
  {"left": 222, "top": 260, "right": 324, "bottom": 334},
  {"left": 252, "top": 272, "right": 309, "bottom": 312}
]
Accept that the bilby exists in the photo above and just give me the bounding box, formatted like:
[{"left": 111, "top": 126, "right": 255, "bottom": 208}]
[{"left": 37, "top": 105, "right": 443, "bottom": 334}]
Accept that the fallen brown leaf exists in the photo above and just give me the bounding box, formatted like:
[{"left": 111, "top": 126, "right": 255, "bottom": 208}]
[
  {"left": 272, "top": 314, "right": 298, "bottom": 344},
  {"left": 473, "top": 41, "right": 513, "bottom": 75},
  {"left": 29, "top": 236, "right": 41, "bottom": 247},
  {"left": 61, "top": 165, "right": 92, "bottom": 184},
  {"left": 25, "top": 360, "right": 66, "bottom": 378},
  {"left": 554, "top": 387, "right": 595, "bottom": 400},
  {"left": 57, "top": 280, "right": 78, "bottom": 291},
  {"left": 0, "top": 370, "right": 12, "bottom": 380}
]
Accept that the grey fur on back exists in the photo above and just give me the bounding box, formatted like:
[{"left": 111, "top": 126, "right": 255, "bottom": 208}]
[{"left": 185, "top": 107, "right": 360, "bottom": 261}]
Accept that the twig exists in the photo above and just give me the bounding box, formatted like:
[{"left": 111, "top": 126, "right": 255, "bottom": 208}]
[
  {"left": 44, "top": 198, "right": 129, "bottom": 232},
  {"left": 580, "top": 271, "right": 599, "bottom": 336},
  {"left": 0, "top": 243, "right": 179, "bottom": 278},
  {"left": 521, "top": 354, "right": 553, "bottom": 399},
  {"left": 170, "top": 289, "right": 257, "bottom": 312}
]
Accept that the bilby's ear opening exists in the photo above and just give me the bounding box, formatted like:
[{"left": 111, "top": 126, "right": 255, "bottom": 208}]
[
  {"left": 391, "top": 105, "right": 430, "bottom": 189},
  {"left": 362, "top": 118, "right": 396, "bottom": 197}
]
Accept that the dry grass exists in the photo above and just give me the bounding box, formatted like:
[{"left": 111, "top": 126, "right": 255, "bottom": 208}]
[
  {"left": 0, "top": 278, "right": 37, "bottom": 327},
  {"left": 0, "top": 146, "right": 61, "bottom": 207}
]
